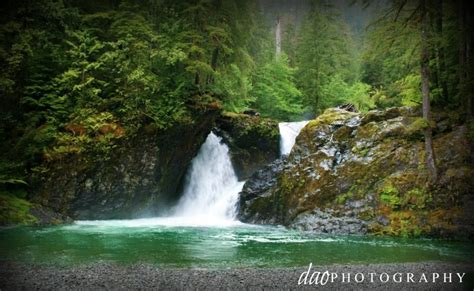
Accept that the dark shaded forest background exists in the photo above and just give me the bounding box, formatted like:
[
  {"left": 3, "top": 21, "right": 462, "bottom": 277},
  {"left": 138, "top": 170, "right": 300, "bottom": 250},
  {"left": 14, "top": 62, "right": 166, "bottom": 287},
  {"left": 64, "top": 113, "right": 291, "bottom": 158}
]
[{"left": 0, "top": 0, "right": 473, "bottom": 197}]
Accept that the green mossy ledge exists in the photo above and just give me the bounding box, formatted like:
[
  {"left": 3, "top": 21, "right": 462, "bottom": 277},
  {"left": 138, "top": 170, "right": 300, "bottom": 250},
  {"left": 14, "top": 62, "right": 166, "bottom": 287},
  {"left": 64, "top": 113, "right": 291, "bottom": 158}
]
[
  {"left": 215, "top": 112, "right": 280, "bottom": 179},
  {"left": 238, "top": 106, "right": 474, "bottom": 238}
]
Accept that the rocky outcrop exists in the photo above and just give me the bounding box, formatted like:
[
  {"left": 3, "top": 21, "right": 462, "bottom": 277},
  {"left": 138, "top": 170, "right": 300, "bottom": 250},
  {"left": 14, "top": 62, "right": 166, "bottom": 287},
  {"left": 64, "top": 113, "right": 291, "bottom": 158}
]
[
  {"left": 238, "top": 158, "right": 285, "bottom": 223},
  {"left": 31, "top": 108, "right": 219, "bottom": 220},
  {"left": 215, "top": 112, "right": 280, "bottom": 179},
  {"left": 238, "top": 107, "right": 474, "bottom": 238}
]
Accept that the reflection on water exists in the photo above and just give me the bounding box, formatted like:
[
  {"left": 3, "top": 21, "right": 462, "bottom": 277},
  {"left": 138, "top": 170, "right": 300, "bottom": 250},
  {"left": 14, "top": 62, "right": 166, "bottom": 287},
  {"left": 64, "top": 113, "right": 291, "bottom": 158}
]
[{"left": 0, "top": 220, "right": 472, "bottom": 268}]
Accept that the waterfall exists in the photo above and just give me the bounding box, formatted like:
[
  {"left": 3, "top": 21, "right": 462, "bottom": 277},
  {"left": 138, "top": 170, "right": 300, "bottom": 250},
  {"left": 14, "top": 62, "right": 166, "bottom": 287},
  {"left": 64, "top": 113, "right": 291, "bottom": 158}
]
[
  {"left": 279, "top": 121, "right": 310, "bottom": 156},
  {"left": 173, "top": 132, "right": 244, "bottom": 223},
  {"left": 275, "top": 16, "right": 282, "bottom": 57}
]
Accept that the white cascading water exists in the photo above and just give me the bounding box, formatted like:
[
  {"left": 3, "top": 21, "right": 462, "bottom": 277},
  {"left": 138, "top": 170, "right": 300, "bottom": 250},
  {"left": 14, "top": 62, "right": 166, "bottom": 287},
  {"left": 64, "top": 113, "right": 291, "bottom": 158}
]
[
  {"left": 172, "top": 132, "right": 245, "bottom": 224},
  {"left": 75, "top": 125, "right": 309, "bottom": 228},
  {"left": 76, "top": 132, "right": 244, "bottom": 228},
  {"left": 278, "top": 121, "right": 310, "bottom": 156}
]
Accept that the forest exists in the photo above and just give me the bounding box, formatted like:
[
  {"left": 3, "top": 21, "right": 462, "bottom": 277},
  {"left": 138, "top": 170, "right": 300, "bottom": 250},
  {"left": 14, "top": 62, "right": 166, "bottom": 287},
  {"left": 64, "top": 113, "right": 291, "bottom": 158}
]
[{"left": 0, "top": 0, "right": 472, "bottom": 180}]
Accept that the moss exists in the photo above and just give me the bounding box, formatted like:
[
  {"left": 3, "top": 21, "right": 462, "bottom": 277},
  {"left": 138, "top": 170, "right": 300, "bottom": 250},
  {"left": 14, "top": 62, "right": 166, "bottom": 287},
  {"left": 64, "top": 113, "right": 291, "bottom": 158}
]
[
  {"left": 359, "top": 148, "right": 369, "bottom": 157},
  {"left": 279, "top": 174, "right": 298, "bottom": 198},
  {"left": 0, "top": 191, "right": 37, "bottom": 225},
  {"left": 423, "top": 208, "right": 461, "bottom": 237},
  {"left": 358, "top": 209, "right": 376, "bottom": 221},
  {"left": 222, "top": 111, "right": 240, "bottom": 118},
  {"left": 305, "top": 108, "right": 357, "bottom": 130},
  {"left": 403, "top": 117, "right": 430, "bottom": 139},
  {"left": 379, "top": 182, "right": 401, "bottom": 209},
  {"left": 241, "top": 106, "right": 473, "bottom": 238},
  {"left": 335, "top": 191, "right": 353, "bottom": 204},
  {"left": 221, "top": 112, "right": 280, "bottom": 148},
  {"left": 355, "top": 122, "right": 380, "bottom": 140},
  {"left": 334, "top": 184, "right": 359, "bottom": 205},
  {"left": 401, "top": 188, "right": 431, "bottom": 210},
  {"left": 373, "top": 210, "right": 426, "bottom": 237}
]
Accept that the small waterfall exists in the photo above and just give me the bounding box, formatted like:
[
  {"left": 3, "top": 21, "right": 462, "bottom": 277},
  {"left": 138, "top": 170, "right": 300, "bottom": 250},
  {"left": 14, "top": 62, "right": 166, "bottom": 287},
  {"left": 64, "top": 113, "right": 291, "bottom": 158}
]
[
  {"left": 279, "top": 121, "right": 310, "bottom": 156},
  {"left": 275, "top": 16, "right": 282, "bottom": 57},
  {"left": 173, "top": 132, "right": 244, "bottom": 223}
]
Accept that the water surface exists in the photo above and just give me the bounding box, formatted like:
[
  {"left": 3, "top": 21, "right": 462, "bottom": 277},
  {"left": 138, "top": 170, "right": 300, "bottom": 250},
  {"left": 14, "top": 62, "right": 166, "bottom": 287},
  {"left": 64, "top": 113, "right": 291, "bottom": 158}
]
[{"left": 1, "top": 219, "right": 472, "bottom": 268}]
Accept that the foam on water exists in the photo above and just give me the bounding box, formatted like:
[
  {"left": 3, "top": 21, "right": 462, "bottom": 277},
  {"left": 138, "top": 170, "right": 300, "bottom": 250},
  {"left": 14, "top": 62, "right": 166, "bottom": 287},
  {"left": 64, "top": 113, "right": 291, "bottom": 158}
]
[{"left": 74, "top": 216, "right": 244, "bottom": 228}]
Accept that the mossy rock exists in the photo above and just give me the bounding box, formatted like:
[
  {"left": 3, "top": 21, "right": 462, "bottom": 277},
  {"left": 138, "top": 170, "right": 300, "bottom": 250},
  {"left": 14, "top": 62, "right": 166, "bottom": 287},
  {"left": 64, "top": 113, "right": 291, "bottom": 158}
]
[
  {"left": 238, "top": 106, "right": 474, "bottom": 238},
  {"left": 216, "top": 112, "right": 280, "bottom": 179},
  {"left": 0, "top": 192, "right": 37, "bottom": 225}
]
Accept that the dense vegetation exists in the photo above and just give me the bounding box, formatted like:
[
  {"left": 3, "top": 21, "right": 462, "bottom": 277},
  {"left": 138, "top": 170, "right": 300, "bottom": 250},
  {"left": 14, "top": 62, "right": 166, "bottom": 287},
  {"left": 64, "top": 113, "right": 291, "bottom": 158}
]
[{"left": 0, "top": 0, "right": 472, "bottom": 220}]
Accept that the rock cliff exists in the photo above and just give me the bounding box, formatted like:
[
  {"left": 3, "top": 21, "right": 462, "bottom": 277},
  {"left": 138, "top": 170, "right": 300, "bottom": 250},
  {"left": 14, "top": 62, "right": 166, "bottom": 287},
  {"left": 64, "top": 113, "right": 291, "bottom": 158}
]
[
  {"left": 30, "top": 108, "right": 219, "bottom": 220},
  {"left": 238, "top": 107, "right": 474, "bottom": 238}
]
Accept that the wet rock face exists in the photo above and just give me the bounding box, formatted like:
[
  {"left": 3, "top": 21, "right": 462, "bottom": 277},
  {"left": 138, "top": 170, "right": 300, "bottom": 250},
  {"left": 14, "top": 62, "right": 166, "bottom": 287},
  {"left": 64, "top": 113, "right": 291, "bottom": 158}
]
[
  {"left": 291, "top": 208, "right": 368, "bottom": 235},
  {"left": 215, "top": 113, "right": 280, "bottom": 180},
  {"left": 32, "top": 110, "right": 218, "bottom": 220},
  {"left": 238, "top": 107, "right": 474, "bottom": 238},
  {"left": 238, "top": 158, "right": 285, "bottom": 223}
]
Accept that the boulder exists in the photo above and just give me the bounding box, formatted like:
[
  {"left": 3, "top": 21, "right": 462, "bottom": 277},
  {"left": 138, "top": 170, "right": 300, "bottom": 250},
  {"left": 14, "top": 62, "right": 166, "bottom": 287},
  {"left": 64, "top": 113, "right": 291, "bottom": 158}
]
[
  {"left": 215, "top": 112, "right": 280, "bottom": 179},
  {"left": 238, "top": 106, "right": 474, "bottom": 238}
]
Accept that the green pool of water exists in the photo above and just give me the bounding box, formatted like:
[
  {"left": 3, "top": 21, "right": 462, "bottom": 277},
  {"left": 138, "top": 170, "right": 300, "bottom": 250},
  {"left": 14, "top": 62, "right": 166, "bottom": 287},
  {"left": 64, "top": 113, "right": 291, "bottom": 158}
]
[{"left": 0, "top": 218, "right": 472, "bottom": 268}]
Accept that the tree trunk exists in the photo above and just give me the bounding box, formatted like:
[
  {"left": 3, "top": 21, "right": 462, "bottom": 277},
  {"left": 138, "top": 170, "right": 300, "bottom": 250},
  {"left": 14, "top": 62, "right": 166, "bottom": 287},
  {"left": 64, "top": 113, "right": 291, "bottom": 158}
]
[
  {"left": 207, "top": 47, "right": 219, "bottom": 84},
  {"left": 458, "top": 0, "right": 467, "bottom": 94},
  {"left": 421, "top": 0, "right": 438, "bottom": 182},
  {"left": 434, "top": 0, "right": 449, "bottom": 100},
  {"left": 463, "top": 0, "right": 473, "bottom": 118},
  {"left": 457, "top": 0, "right": 474, "bottom": 118},
  {"left": 211, "top": 47, "right": 219, "bottom": 71}
]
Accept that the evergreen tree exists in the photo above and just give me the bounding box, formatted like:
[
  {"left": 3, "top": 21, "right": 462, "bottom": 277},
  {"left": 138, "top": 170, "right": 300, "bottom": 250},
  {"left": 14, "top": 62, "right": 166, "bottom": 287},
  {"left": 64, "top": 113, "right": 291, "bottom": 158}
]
[{"left": 251, "top": 55, "right": 303, "bottom": 120}]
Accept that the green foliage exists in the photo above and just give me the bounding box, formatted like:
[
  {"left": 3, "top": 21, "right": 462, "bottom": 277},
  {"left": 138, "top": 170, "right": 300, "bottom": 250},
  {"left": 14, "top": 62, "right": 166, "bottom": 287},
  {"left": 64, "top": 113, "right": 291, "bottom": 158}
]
[
  {"left": 362, "top": 19, "right": 420, "bottom": 104},
  {"left": 362, "top": 1, "right": 466, "bottom": 110},
  {"left": 251, "top": 55, "right": 304, "bottom": 120},
  {"left": 320, "top": 75, "right": 374, "bottom": 112},
  {"left": 396, "top": 74, "right": 422, "bottom": 106},
  {"left": 0, "top": 191, "right": 37, "bottom": 225},
  {"left": 380, "top": 183, "right": 401, "bottom": 209},
  {"left": 295, "top": 2, "right": 361, "bottom": 113},
  {"left": 1, "top": 0, "right": 296, "bottom": 198},
  {"left": 213, "top": 64, "right": 254, "bottom": 112}
]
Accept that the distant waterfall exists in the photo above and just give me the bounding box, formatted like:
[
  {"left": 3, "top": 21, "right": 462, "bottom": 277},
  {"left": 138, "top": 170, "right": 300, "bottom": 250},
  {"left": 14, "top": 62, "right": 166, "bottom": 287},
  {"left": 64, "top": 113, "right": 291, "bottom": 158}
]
[
  {"left": 279, "top": 121, "right": 309, "bottom": 156},
  {"left": 275, "top": 16, "right": 282, "bottom": 57},
  {"left": 174, "top": 132, "right": 244, "bottom": 223}
]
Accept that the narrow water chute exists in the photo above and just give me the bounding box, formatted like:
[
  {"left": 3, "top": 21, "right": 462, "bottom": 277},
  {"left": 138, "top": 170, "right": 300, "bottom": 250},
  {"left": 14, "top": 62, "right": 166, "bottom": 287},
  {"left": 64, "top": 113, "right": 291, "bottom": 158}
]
[{"left": 278, "top": 121, "right": 310, "bottom": 156}]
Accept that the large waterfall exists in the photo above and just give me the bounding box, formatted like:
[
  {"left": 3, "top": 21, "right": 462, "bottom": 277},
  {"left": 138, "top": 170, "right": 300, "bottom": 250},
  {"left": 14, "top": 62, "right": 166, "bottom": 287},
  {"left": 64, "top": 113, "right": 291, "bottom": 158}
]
[
  {"left": 173, "top": 132, "right": 244, "bottom": 224},
  {"left": 76, "top": 126, "right": 307, "bottom": 228},
  {"left": 278, "top": 121, "right": 310, "bottom": 156},
  {"left": 77, "top": 132, "right": 244, "bottom": 227}
]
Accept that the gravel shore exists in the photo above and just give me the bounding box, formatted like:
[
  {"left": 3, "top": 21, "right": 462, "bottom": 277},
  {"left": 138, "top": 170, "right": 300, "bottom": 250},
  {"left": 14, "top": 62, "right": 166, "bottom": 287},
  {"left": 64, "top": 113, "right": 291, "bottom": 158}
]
[{"left": 1, "top": 261, "right": 473, "bottom": 290}]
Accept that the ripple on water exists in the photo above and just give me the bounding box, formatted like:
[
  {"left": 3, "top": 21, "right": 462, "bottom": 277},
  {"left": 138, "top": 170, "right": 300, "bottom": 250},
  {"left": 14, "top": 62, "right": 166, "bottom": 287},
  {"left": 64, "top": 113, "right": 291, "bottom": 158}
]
[{"left": 0, "top": 221, "right": 472, "bottom": 267}]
